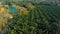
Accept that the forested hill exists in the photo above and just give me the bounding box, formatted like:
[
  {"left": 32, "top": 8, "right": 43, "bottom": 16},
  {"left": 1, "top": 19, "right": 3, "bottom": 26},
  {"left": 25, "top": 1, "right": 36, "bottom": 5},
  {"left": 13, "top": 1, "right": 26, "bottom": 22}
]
[
  {"left": 2, "top": 1, "right": 60, "bottom": 34},
  {"left": 0, "top": 0, "right": 60, "bottom": 34},
  {"left": 1, "top": 0, "right": 60, "bottom": 6}
]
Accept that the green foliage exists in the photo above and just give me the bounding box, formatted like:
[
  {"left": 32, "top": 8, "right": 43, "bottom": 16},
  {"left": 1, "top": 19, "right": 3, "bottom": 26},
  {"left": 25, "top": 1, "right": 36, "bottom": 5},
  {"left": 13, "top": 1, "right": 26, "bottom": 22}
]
[
  {"left": 3, "top": 2, "right": 60, "bottom": 34},
  {"left": 25, "top": 3, "right": 36, "bottom": 10}
]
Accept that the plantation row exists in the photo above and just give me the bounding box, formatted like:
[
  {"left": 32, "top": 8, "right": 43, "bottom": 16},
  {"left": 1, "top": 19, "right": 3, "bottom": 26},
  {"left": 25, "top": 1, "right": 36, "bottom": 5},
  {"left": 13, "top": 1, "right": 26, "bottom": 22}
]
[{"left": 2, "top": 4, "right": 60, "bottom": 34}]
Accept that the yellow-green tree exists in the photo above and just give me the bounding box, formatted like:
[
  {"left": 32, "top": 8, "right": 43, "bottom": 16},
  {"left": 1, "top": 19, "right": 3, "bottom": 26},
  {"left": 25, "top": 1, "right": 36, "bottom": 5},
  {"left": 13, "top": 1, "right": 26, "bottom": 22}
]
[
  {"left": 26, "top": 3, "right": 36, "bottom": 10},
  {"left": 0, "top": 4, "right": 13, "bottom": 32}
]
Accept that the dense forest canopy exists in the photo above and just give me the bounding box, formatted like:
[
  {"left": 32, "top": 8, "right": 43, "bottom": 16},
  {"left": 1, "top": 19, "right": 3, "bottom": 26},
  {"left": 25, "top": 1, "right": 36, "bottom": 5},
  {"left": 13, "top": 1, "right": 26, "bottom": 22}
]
[
  {"left": 0, "top": 0, "right": 60, "bottom": 34},
  {"left": 1, "top": 0, "right": 60, "bottom": 6}
]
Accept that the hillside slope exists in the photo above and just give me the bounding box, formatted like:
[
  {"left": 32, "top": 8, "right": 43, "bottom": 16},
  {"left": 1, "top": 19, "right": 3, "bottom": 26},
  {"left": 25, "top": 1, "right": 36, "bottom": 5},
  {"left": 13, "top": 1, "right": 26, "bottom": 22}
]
[{"left": 2, "top": 2, "right": 60, "bottom": 34}]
